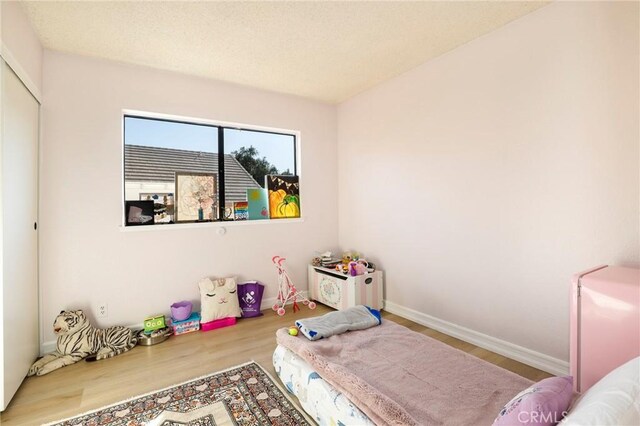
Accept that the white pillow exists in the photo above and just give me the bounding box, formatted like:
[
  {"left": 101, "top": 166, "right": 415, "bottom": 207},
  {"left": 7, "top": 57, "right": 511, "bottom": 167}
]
[
  {"left": 562, "top": 356, "right": 640, "bottom": 425},
  {"left": 199, "top": 277, "right": 242, "bottom": 323}
]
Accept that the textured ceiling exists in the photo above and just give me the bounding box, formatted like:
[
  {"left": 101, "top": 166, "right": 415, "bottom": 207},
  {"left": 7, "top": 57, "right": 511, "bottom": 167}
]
[{"left": 21, "top": 1, "right": 548, "bottom": 104}]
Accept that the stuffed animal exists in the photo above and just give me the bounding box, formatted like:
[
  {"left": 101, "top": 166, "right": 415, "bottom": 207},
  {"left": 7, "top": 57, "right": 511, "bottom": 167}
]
[
  {"left": 28, "top": 310, "right": 137, "bottom": 376},
  {"left": 349, "top": 261, "right": 369, "bottom": 276},
  {"left": 199, "top": 277, "right": 242, "bottom": 323}
]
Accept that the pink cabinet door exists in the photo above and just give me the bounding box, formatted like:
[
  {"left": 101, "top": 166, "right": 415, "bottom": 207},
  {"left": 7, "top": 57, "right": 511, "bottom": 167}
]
[{"left": 571, "top": 266, "right": 640, "bottom": 393}]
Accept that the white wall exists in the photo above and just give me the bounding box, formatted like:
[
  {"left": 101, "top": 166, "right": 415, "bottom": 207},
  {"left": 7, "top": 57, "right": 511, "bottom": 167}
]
[
  {"left": 40, "top": 51, "right": 337, "bottom": 346},
  {"left": 1, "top": 1, "right": 43, "bottom": 95},
  {"left": 337, "top": 1, "right": 639, "bottom": 365}
]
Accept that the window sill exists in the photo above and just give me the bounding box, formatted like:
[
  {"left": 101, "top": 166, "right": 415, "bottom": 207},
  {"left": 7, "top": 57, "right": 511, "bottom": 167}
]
[{"left": 119, "top": 217, "right": 305, "bottom": 232}]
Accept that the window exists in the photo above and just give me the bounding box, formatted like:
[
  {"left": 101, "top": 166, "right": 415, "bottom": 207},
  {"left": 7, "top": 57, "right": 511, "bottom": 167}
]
[{"left": 123, "top": 114, "right": 298, "bottom": 226}]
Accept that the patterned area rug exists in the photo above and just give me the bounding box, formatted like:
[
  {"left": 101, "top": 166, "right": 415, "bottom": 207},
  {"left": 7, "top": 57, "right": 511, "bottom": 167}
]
[{"left": 46, "top": 361, "right": 312, "bottom": 426}]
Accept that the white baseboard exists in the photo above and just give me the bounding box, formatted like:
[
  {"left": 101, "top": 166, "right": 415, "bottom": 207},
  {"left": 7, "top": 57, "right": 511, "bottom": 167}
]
[
  {"left": 41, "top": 296, "right": 290, "bottom": 355},
  {"left": 41, "top": 299, "right": 567, "bottom": 376},
  {"left": 384, "top": 301, "right": 569, "bottom": 376},
  {"left": 41, "top": 341, "right": 55, "bottom": 356},
  {"left": 261, "top": 296, "right": 278, "bottom": 312}
]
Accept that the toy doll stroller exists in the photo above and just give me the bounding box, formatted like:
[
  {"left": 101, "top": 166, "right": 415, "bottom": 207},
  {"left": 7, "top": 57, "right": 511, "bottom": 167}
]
[{"left": 272, "top": 256, "right": 316, "bottom": 316}]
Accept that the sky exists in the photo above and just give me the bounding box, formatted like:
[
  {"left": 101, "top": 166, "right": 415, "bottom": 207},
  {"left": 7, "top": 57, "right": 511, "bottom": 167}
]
[{"left": 124, "top": 117, "right": 295, "bottom": 173}]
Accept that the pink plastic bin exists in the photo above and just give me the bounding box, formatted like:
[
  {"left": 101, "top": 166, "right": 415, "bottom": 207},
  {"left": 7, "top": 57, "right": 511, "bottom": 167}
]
[{"left": 201, "top": 317, "right": 236, "bottom": 331}]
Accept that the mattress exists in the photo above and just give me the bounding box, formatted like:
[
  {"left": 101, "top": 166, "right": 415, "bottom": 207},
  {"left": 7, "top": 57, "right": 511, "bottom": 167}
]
[
  {"left": 273, "top": 344, "right": 374, "bottom": 426},
  {"left": 276, "top": 320, "right": 533, "bottom": 425}
]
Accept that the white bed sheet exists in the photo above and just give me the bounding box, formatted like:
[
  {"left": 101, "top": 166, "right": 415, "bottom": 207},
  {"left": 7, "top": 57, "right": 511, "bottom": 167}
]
[{"left": 273, "top": 344, "right": 374, "bottom": 426}]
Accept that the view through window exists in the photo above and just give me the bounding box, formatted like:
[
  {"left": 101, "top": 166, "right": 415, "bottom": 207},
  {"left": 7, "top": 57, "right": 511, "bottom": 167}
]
[{"left": 123, "top": 115, "right": 298, "bottom": 225}]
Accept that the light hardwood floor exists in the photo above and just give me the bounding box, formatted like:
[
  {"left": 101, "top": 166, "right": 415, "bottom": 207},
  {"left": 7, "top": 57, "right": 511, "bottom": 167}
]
[{"left": 0, "top": 305, "right": 551, "bottom": 425}]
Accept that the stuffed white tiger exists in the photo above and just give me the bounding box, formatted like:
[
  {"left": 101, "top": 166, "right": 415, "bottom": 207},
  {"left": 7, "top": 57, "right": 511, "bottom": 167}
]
[{"left": 28, "top": 310, "right": 137, "bottom": 376}]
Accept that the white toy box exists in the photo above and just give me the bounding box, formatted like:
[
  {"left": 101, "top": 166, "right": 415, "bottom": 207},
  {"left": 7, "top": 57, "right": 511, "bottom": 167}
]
[{"left": 308, "top": 265, "right": 384, "bottom": 311}]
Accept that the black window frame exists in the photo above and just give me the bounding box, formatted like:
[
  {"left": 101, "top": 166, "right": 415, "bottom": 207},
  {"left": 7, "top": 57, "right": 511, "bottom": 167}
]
[{"left": 123, "top": 114, "right": 298, "bottom": 223}]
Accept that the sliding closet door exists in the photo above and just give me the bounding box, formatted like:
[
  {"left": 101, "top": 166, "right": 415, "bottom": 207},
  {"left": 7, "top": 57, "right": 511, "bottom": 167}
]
[{"left": 1, "top": 60, "right": 39, "bottom": 410}]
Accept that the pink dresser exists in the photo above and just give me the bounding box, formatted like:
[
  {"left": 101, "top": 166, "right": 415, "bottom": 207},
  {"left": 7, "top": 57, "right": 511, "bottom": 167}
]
[{"left": 570, "top": 265, "right": 640, "bottom": 393}]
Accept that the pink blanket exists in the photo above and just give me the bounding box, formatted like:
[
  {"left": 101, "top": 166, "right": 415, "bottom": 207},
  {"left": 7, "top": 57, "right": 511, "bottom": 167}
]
[{"left": 276, "top": 320, "right": 532, "bottom": 425}]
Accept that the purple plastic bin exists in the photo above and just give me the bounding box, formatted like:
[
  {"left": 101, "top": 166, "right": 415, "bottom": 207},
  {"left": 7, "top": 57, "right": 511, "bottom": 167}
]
[
  {"left": 238, "top": 281, "right": 265, "bottom": 318},
  {"left": 170, "top": 301, "right": 193, "bottom": 321}
]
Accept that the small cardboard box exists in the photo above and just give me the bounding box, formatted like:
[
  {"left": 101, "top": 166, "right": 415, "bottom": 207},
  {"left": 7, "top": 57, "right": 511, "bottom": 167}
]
[{"left": 169, "top": 312, "right": 201, "bottom": 335}]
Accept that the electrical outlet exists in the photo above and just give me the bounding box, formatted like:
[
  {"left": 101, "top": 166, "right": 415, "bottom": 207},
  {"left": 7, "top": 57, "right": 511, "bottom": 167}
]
[{"left": 97, "top": 303, "right": 108, "bottom": 318}]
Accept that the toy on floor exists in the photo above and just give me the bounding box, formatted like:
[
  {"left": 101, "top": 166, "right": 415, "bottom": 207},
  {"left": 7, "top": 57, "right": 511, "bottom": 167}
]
[
  {"left": 170, "top": 301, "right": 193, "bottom": 321},
  {"left": 199, "top": 277, "right": 242, "bottom": 323},
  {"left": 28, "top": 310, "right": 137, "bottom": 376},
  {"left": 288, "top": 326, "right": 299, "bottom": 336},
  {"left": 272, "top": 255, "right": 316, "bottom": 316},
  {"left": 143, "top": 314, "right": 166, "bottom": 333},
  {"left": 141, "top": 314, "right": 171, "bottom": 344},
  {"left": 137, "top": 326, "right": 171, "bottom": 346},
  {"left": 169, "top": 312, "right": 201, "bottom": 335}
]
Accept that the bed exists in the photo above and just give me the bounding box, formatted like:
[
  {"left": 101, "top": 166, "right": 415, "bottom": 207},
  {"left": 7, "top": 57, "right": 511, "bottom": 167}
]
[
  {"left": 273, "top": 265, "right": 640, "bottom": 425},
  {"left": 274, "top": 319, "right": 533, "bottom": 425},
  {"left": 273, "top": 344, "right": 374, "bottom": 426}
]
